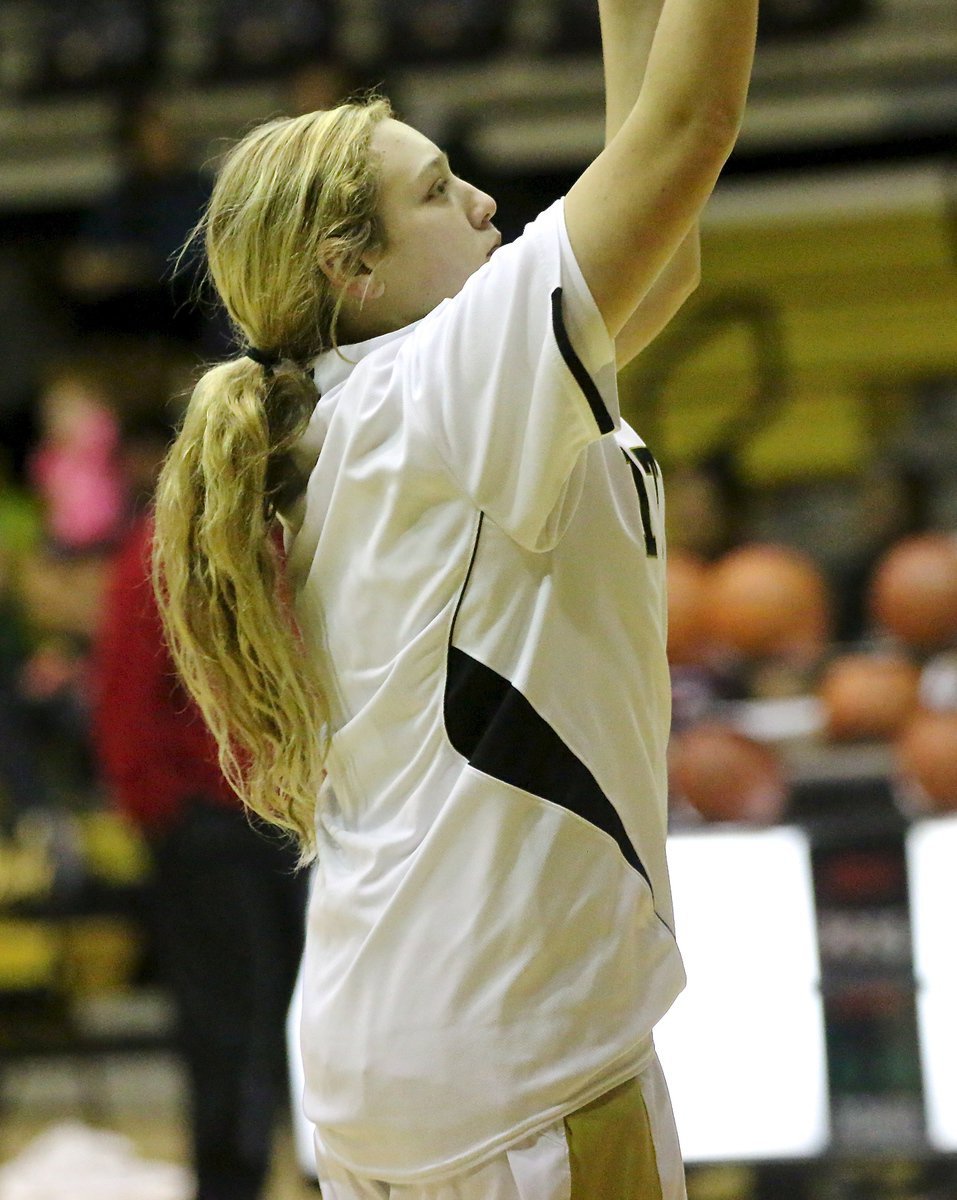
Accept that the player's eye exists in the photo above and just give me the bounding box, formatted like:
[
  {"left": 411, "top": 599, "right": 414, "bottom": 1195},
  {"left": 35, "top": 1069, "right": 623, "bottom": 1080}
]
[{"left": 429, "top": 178, "right": 450, "bottom": 199}]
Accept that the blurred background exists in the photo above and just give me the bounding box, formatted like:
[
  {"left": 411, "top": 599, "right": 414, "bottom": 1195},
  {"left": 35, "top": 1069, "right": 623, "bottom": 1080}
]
[{"left": 0, "top": 0, "right": 956, "bottom": 1197}]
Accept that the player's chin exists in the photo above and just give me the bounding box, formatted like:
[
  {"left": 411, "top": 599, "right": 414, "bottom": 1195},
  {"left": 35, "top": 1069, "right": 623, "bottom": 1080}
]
[
  {"left": 442, "top": 266, "right": 485, "bottom": 301},
  {"left": 466, "top": 255, "right": 494, "bottom": 282}
]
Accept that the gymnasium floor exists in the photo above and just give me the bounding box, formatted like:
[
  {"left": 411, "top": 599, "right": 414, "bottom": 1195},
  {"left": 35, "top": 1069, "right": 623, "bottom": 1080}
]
[{"left": 0, "top": 1043, "right": 317, "bottom": 1199}]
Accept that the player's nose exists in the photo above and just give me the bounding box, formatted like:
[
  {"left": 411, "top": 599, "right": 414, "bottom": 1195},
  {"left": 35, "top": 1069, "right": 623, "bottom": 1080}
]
[{"left": 467, "top": 184, "right": 497, "bottom": 230}]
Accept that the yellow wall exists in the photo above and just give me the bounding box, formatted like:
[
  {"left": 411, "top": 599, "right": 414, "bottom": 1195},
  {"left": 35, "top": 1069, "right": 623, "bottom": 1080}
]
[{"left": 620, "top": 183, "right": 957, "bottom": 484}]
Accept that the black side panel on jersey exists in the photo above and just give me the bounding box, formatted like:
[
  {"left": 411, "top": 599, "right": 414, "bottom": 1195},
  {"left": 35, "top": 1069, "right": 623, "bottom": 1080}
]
[
  {"left": 550, "top": 287, "right": 615, "bottom": 435},
  {"left": 444, "top": 644, "right": 651, "bottom": 886}
]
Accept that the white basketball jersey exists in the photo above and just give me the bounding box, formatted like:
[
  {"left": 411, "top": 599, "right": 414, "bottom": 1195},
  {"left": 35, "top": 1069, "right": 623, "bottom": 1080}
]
[{"left": 283, "top": 200, "right": 685, "bottom": 1184}]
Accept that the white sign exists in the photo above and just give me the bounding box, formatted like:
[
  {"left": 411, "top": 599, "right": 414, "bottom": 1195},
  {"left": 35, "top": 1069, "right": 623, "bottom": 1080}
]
[{"left": 656, "top": 826, "right": 830, "bottom": 1161}]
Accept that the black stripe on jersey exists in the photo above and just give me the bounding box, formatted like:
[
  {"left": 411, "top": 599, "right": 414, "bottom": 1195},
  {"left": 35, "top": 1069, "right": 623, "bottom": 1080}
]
[
  {"left": 444, "top": 645, "right": 651, "bottom": 887},
  {"left": 621, "top": 448, "right": 659, "bottom": 558},
  {"left": 550, "top": 287, "right": 614, "bottom": 435}
]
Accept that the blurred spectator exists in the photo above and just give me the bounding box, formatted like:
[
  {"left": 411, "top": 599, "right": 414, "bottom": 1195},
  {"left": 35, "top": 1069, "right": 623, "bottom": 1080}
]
[
  {"left": 16, "top": 349, "right": 116, "bottom": 794},
  {"left": 27, "top": 356, "right": 128, "bottom": 555},
  {"left": 91, "top": 409, "right": 307, "bottom": 1200},
  {"left": 60, "top": 92, "right": 211, "bottom": 348},
  {"left": 14, "top": 341, "right": 192, "bottom": 809}
]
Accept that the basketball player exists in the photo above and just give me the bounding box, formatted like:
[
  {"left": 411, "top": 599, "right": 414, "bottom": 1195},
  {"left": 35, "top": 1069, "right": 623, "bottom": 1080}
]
[{"left": 151, "top": 0, "right": 758, "bottom": 1194}]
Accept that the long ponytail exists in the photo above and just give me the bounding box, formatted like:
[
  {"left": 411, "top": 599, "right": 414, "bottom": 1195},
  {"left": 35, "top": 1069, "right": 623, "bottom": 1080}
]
[{"left": 153, "top": 359, "right": 323, "bottom": 849}]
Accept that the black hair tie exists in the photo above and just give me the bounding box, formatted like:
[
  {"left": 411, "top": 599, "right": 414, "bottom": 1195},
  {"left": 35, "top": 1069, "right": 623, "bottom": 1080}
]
[{"left": 246, "top": 346, "right": 281, "bottom": 371}]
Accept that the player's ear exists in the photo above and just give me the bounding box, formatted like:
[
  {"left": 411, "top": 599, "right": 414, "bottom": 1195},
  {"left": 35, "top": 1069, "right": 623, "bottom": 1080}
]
[{"left": 319, "top": 249, "right": 385, "bottom": 303}]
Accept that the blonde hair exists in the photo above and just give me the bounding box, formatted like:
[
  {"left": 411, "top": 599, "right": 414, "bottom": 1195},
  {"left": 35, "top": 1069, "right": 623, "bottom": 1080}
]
[{"left": 152, "top": 98, "right": 392, "bottom": 854}]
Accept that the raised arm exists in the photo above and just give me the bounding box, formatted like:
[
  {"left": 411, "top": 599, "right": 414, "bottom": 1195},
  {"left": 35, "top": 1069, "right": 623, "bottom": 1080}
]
[
  {"left": 600, "top": 0, "right": 665, "bottom": 146},
  {"left": 600, "top": 0, "right": 702, "bottom": 367},
  {"left": 565, "top": 0, "right": 757, "bottom": 342}
]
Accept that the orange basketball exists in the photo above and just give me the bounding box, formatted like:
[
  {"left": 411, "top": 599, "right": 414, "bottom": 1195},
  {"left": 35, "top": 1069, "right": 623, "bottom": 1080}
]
[
  {"left": 819, "top": 652, "right": 921, "bottom": 742},
  {"left": 668, "top": 722, "right": 788, "bottom": 824},
  {"left": 706, "top": 543, "right": 830, "bottom": 661},
  {"left": 895, "top": 709, "right": 957, "bottom": 813},
  {"left": 666, "top": 551, "right": 710, "bottom": 666},
  {"left": 870, "top": 533, "right": 957, "bottom": 652}
]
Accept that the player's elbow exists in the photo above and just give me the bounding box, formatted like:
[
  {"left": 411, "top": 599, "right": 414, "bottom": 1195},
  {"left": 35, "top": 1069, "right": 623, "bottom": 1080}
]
[
  {"left": 676, "top": 104, "right": 743, "bottom": 181},
  {"left": 698, "top": 91, "right": 749, "bottom": 168},
  {"left": 661, "top": 88, "right": 745, "bottom": 165}
]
